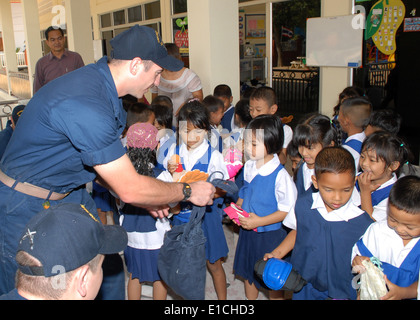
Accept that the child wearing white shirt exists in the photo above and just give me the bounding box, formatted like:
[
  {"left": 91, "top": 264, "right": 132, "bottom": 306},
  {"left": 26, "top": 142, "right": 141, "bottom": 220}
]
[{"left": 352, "top": 175, "right": 420, "bottom": 300}]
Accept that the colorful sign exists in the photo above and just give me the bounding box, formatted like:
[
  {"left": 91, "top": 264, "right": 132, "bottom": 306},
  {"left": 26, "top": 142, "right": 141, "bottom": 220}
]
[
  {"left": 365, "top": 0, "right": 405, "bottom": 55},
  {"left": 404, "top": 17, "right": 420, "bottom": 32},
  {"left": 174, "top": 17, "right": 189, "bottom": 51}
]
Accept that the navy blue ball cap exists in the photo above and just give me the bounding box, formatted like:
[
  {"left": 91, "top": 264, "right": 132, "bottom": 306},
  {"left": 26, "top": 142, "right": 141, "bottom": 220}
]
[
  {"left": 110, "top": 25, "right": 184, "bottom": 72},
  {"left": 17, "top": 203, "right": 128, "bottom": 277}
]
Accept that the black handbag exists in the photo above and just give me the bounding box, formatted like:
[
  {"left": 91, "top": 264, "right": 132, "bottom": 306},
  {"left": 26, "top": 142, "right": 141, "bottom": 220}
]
[{"left": 158, "top": 173, "right": 238, "bottom": 300}]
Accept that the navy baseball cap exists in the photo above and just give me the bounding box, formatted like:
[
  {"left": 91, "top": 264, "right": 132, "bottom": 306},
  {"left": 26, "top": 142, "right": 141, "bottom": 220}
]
[
  {"left": 110, "top": 25, "right": 184, "bottom": 72},
  {"left": 17, "top": 203, "right": 128, "bottom": 277},
  {"left": 12, "top": 105, "right": 25, "bottom": 125}
]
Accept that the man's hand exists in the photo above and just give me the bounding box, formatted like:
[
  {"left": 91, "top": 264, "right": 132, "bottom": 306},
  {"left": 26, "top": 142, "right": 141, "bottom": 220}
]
[{"left": 188, "top": 181, "right": 216, "bottom": 206}]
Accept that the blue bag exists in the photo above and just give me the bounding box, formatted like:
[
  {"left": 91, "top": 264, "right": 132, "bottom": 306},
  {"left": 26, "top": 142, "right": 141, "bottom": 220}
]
[{"left": 158, "top": 173, "right": 238, "bottom": 300}]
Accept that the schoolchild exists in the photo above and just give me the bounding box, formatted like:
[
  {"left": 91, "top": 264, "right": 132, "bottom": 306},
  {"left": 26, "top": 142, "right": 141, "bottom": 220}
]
[
  {"left": 248, "top": 87, "right": 293, "bottom": 164},
  {"left": 233, "top": 114, "right": 297, "bottom": 300},
  {"left": 270, "top": 147, "right": 372, "bottom": 300},
  {"left": 166, "top": 100, "right": 230, "bottom": 300},
  {"left": 292, "top": 113, "right": 339, "bottom": 197},
  {"left": 121, "top": 122, "right": 172, "bottom": 300},
  {"left": 352, "top": 175, "right": 420, "bottom": 300},
  {"left": 358, "top": 131, "right": 413, "bottom": 221},
  {"left": 214, "top": 84, "right": 237, "bottom": 133},
  {"left": 364, "top": 108, "right": 402, "bottom": 137},
  {"left": 203, "top": 95, "right": 225, "bottom": 153},
  {"left": 152, "top": 102, "right": 176, "bottom": 170},
  {"left": 286, "top": 140, "right": 302, "bottom": 181},
  {"left": 338, "top": 96, "right": 372, "bottom": 170}
]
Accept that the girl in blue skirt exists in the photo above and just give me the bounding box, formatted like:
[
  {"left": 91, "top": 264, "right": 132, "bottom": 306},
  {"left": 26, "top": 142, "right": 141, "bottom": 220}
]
[{"left": 233, "top": 114, "right": 297, "bottom": 300}]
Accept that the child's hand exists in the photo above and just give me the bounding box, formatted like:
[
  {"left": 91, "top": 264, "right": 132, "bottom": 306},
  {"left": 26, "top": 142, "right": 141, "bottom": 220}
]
[
  {"left": 238, "top": 212, "right": 260, "bottom": 230},
  {"left": 351, "top": 255, "right": 370, "bottom": 273},
  {"left": 214, "top": 187, "right": 226, "bottom": 199},
  {"left": 167, "top": 162, "right": 177, "bottom": 175},
  {"left": 381, "top": 275, "right": 417, "bottom": 300},
  {"left": 263, "top": 252, "right": 275, "bottom": 261},
  {"left": 357, "top": 172, "right": 381, "bottom": 193}
]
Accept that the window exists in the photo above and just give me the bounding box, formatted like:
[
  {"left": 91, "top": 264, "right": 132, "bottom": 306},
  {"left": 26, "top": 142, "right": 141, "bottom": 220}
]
[
  {"left": 172, "top": 0, "right": 187, "bottom": 14},
  {"left": 100, "top": 13, "right": 111, "bottom": 28},
  {"left": 145, "top": 1, "right": 161, "bottom": 20},
  {"left": 113, "top": 10, "right": 126, "bottom": 26},
  {"left": 128, "top": 6, "right": 142, "bottom": 23},
  {"left": 98, "top": 2, "right": 162, "bottom": 57}
]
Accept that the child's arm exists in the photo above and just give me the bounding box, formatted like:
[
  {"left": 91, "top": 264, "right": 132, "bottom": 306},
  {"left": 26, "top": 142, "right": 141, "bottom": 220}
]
[
  {"left": 357, "top": 171, "right": 380, "bottom": 220},
  {"left": 264, "top": 230, "right": 296, "bottom": 260},
  {"left": 238, "top": 210, "right": 287, "bottom": 231},
  {"left": 236, "top": 198, "right": 243, "bottom": 207}
]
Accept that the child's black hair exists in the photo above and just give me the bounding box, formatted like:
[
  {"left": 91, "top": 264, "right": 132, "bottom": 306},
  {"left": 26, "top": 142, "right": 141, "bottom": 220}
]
[
  {"left": 249, "top": 87, "right": 277, "bottom": 108},
  {"left": 152, "top": 104, "right": 173, "bottom": 129},
  {"left": 333, "top": 86, "right": 365, "bottom": 116},
  {"left": 367, "top": 109, "right": 401, "bottom": 135},
  {"left": 127, "top": 147, "right": 156, "bottom": 177},
  {"left": 361, "top": 131, "right": 414, "bottom": 176},
  {"left": 246, "top": 114, "right": 284, "bottom": 155},
  {"left": 287, "top": 140, "right": 303, "bottom": 182},
  {"left": 286, "top": 139, "right": 301, "bottom": 160},
  {"left": 293, "top": 113, "right": 340, "bottom": 149},
  {"left": 388, "top": 175, "right": 420, "bottom": 215},
  {"left": 234, "top": 99, "right": 252, "bottom": 128},
  {"left": 127, "top": 102, "right": 154, "bottom": 127},
  {"left": 203, "top": 95, "right": 224, "bottom": 113},
  {"left": 340, "top": 96, "right": 372, "bottom": 129},
  {"left": 151, "top": 95, "right": 173, "bottom": 109},
  {"left": 213, "top": 84, "right": 232, "bottom": 98},
  {"left": 314, "top": 146, "right": 356, "bottom": 178},
  {"left": 177, "top": 99, "right": 211, "bottom": 140}
]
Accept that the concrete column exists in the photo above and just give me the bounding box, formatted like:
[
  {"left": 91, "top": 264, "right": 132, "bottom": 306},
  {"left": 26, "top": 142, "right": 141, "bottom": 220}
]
[
  {"left": 187, "top": 0, "right": 240, "bottom": 102},
  {"left": 65, "top": 0, "right": 94, "bottom": 64},
  {"left": 160, "top": 0, "right": 173, "bottom": 43},
  {"left": 21, "top": 0, "right": 43, "bottom": 97},
  {"left": 318, "top": 0, "right": 353, "bottom": 116},
  {"left": 0, "top": 0, "right": 18, "bottom": 94}
]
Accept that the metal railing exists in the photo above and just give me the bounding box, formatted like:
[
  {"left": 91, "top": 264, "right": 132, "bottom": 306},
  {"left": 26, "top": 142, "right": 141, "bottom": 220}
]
[
  {"left": 272, "top": 68, "right": 319, "bottom": 115},
  {"left": 353, "top": 62, "right": 396, "bottom": 109}
]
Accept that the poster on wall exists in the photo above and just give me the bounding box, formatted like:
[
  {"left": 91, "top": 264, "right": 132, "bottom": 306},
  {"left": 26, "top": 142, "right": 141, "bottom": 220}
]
[
  {"left": 245, "top": 14, "right": 266, "bottom": 39},
  {"left": 173, "top": 16, "right": 189, "bottom": 55},
  {"left": 403, "top": 17, "right": 420, "bottom": 32},
  {"left": 365, "top": 0, "right": 405, "bottom": 55}
]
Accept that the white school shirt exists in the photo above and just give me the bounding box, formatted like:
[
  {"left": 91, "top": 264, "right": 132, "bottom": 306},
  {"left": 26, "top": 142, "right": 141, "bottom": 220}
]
[
  {"left": 243, "top": 153, "right": 297, "bottom": 213},
  {"left": 343, "top": 131, "right": 366, "bottom": 170},
  {"left": 283, "top": 124, "right": 293, "bottom": 149},
  {"left": 301, "top": 162, "right": 315, "bottom": 191},
  {"left": 351, "top": 219, "right": 420, "bottom": 268},
  {"left": 166, "top": 140, "right": 229, "bottom": 179},
  {"left": 371, "top": 174, "right": 398, "bottom": 222},
  {"left": 119, "top": 169, "right": 173, "bottom": 250},
  {"left": 283, "top": 190, "right": 365, "bottom": 230}
]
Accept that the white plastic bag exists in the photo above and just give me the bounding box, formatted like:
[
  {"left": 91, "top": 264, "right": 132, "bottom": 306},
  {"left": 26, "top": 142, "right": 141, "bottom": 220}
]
[{"left": 359, "top": 258, "right": 388, "bottom": 300}]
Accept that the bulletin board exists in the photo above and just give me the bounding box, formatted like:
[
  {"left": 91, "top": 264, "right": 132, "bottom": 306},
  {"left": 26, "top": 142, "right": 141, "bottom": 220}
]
[
  {"left": 306, "top": 15, "right": 363, "bottom": 67},
  {"left": 245, "top": 14, "right": 266, "bottom": 39}
]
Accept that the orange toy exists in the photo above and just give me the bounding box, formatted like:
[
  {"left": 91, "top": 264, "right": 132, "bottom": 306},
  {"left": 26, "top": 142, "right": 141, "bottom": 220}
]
[{"left": 170, "top": 154, "right": 184, "bottom": 173}]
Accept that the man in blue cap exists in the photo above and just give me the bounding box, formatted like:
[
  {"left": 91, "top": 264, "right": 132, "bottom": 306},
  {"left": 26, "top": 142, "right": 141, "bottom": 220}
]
[
  {"left": 0, "top": 25, "right": 216, "bottom": 295},
  {"left": 0, "top": 203, "right": 128, "bottom": 300}
]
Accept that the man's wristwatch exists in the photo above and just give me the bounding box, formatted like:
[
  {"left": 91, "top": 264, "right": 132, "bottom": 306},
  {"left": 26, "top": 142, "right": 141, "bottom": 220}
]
[{"left": 182, "top": 183, "right": 192, "bottom": 201}]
